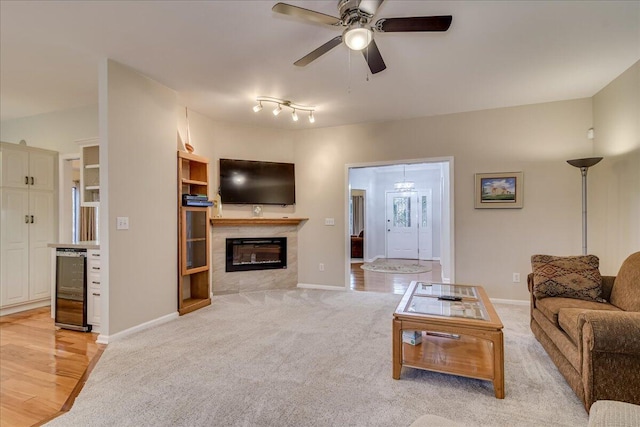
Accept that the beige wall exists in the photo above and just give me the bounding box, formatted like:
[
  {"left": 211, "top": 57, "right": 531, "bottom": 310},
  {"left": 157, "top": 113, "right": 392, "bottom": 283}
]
[
  {"left": 0, "top": 105, "right": 98, "bottom": 154},
  {"left": 100, "top": 60, "right": 177, "bottom": 336},
  {"left": 177, "top": 108, "right": 297, "bottom": 218},
  {"left": 293, "top": 99, "right": 594, "bottom": 300},
  {"left": 591, "top": 60, "right": 640, "bottom": 274}
]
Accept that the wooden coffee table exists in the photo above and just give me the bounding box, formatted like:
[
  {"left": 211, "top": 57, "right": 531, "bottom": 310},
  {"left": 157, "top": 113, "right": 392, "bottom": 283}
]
[{"left": 392, "top": 281, "right": 505, "bottom": 398}]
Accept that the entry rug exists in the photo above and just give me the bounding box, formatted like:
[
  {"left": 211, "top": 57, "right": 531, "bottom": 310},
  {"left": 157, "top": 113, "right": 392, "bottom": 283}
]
[{"left": 361, "top": 259, "right": 432, "bottom": 274}]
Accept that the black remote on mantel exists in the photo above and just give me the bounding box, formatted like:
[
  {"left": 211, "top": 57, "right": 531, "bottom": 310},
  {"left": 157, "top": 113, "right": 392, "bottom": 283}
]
[{"left": 438, "top": 295, "right": 462, "bottom": 301}]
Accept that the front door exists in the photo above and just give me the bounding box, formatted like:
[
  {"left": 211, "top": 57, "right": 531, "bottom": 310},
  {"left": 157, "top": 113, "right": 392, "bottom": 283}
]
[{"left": 386, "top": 191, "right": 418, "bottom": 259}]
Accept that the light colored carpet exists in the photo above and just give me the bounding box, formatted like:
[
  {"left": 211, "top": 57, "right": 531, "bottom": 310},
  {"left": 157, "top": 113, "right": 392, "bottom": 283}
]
[
  {"left": 361, "top": 259, "right": 432, "bottom": 274},
  {"left": 46, "top": 289, "right": 588, "bottom": 427}
]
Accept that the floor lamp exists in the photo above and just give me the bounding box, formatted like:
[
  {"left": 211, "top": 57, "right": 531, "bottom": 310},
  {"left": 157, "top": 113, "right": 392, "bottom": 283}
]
[{"left": 566, "top": 157, "right": 603, "bottom": 255}]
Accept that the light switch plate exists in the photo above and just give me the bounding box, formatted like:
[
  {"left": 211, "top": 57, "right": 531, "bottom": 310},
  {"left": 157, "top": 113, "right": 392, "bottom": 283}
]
[{"left": 324, "top": 218, "right": 335, "bottom": 226}]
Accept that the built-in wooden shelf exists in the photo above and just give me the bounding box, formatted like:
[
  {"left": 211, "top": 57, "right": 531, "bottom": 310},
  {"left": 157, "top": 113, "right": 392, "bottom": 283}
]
[{"left": 211, "top": 218, "right": 308, "bottom": 226}]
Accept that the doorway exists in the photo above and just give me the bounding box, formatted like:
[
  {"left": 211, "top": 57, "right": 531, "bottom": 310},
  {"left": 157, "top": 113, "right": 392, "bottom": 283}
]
[{"left": 345, "top": 157, "right": 454, "bottom": 286}]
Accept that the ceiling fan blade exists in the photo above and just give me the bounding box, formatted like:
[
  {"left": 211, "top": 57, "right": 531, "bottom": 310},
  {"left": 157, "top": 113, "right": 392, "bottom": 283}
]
[
  {"left": 358, "top": 0, "right": 385, "bottom": 17},
  {"left": 362, "top": 39, "right": 386, "bottom": 74},
  {"left": 374, "top": 16, "right": 452, "bottom": 32},
  {"left": 294, "top": 36, "right": 343, "bottom": 67},
  {"left": 272, "top": 3, "right": 341, "bottom": 26}
]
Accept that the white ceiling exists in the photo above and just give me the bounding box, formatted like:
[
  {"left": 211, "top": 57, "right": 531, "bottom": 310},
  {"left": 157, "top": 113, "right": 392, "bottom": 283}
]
[{"left": 1, "top": 1, "right": 639, "bottom": 129}]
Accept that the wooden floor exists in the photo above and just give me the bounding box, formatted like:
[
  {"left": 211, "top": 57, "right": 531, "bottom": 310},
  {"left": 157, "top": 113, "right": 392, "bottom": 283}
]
[
  {"left": 0, "top": 307, "right": 104, "bottom": 427},
  {"left": 350, "top": 259, "right": 442, "bottom": 295}
]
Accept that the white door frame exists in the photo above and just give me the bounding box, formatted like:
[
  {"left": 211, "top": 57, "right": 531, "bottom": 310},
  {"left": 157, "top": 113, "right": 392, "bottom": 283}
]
[{"left": 344, "top": 157, "right": 455, "bottom": 289}]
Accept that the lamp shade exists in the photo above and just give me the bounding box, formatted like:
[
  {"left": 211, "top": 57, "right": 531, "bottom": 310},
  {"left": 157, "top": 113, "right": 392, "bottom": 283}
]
[
  {"left": 567, "top": 157, "right": 603, "bottom": 168},
  {"left": 344, "top": 26, "right": 373, "bottom": 51}
]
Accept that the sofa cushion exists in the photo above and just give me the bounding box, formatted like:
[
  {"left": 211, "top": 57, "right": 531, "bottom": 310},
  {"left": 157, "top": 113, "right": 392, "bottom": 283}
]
[
  {"left": 558, "top": 306, "right": 622, "bottom": 346},
  {"left": 609, "top": 252, "right": 640, "bottom": 312},
  {"left": 536, "top": 297, "right": 617, "bottom": 327},
  {"left": 531, "top": 254, "right": 605, "bottom": 302}
]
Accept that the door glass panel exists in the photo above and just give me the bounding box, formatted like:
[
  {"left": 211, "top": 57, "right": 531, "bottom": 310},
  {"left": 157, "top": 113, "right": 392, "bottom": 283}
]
[
  {"left": 393, "top": 196, "right": 411, "bottom": 227},
  {"left": 185, "top": 210, "right": 207, "bottom": 270},
  {"left": 421, "top": 196, "right": 428, "bottom": 227}
]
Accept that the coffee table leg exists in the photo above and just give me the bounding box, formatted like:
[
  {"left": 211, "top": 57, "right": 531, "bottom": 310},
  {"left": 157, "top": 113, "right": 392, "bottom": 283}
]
[
  {"left": 392, "top": 319, "right": 402, "bottom": 379},
  {"left": 492, "top": 332, "right": 505, "bottom": 398}
]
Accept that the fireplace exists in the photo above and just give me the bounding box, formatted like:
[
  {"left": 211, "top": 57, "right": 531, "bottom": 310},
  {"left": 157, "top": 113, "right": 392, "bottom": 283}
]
[{"left": 225, "top": 237, "right": 287, "bottom": 272}]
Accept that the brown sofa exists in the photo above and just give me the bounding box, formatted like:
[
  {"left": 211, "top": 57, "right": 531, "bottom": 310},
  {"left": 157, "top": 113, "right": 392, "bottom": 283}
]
[
  {"left": 528, "top": 251, "right": 640, "bottom": 411},
  {"left": 350, "top": 230, "right": 363, "bottom": 258}
]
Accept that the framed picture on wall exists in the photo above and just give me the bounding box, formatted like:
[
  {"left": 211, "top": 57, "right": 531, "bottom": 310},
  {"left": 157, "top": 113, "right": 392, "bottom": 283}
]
[{"left": 474, "top": 172, "right": 523, "bottom": 209}]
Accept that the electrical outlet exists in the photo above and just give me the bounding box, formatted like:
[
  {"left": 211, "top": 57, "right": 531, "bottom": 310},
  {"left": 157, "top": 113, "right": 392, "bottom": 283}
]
[
  {"left": 513, "top": 273, "right": 520, "bottom": 283},
  {"left": 116, "top": 216, "right": 129, "bottom": 230},
  {"left": 319, "top": 263, "right": 325, "bottom": 271}
]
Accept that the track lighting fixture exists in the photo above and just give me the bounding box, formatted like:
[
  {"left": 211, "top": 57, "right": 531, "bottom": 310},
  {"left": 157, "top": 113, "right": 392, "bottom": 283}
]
[{"left": 253, "top": 96, "right": 316, "bottom": 123}]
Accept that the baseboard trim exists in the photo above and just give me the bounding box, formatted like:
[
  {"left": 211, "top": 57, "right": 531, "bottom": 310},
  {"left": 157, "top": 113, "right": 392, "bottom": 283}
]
[
  {"left": 0, "top": 299, "right": 50, "bottom": 316},
  {"left": 95, "top": 311, "right": 179, "bottom": 344},
  {"left": 297, "top": 283, "right": 346, "bottom": 291},
  {"left": 490, "top": 298, "right": 529, "bottom": 306}
]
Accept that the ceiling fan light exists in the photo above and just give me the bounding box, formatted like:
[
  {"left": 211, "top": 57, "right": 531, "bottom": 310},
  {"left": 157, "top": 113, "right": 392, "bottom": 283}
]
[
  {"left": 308, "top": 111, "right": 315, "bottom": 123},
  {"left": 252, "top": 101, "right": 263, "bottom": 113},
  {"left": 344, "top": 26, "right": 373, "bottom": 51},
  {"left": 273, "top": 104, "right": 282, "bottom": 116},
  {"left": 292, "top": 109, "right": 299, "bottom": 122}
]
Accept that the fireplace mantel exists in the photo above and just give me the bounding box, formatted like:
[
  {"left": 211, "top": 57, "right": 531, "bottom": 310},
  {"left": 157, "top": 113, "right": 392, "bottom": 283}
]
[{"left": 210, "top": 217, "right": 308, "bottom": 226}]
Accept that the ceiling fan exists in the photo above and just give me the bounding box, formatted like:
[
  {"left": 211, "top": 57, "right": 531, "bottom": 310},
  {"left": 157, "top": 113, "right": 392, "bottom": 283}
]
[{"left": 272, "top": 0, "right": 452, "bottom": 74}]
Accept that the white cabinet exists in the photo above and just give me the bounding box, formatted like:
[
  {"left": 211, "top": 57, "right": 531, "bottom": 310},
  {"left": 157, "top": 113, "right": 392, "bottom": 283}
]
[
  {"left": 77, "top": 138, "right": 99, "bottom": 207},
  {"left": 87, "top": 249, "right": 101, "bottom": 330},
  {"left": 0, "top": 142, "right": 57, "bottom": 313}
]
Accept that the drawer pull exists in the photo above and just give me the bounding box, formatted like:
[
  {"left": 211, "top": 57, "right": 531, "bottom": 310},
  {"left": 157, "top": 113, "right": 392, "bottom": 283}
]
[
  {"left": 25, "top": 176, "right": 29, "bottom": 185},
  {"left": 91, "top": 253, "right": 100, "bottom": 257},
  {"left": 25, "top": 215, "right": 29, "bottom": 223},
  {"left": 92, "top": 292, "right": 100, "bottom": 296},
  {"left": 92, "top": 266, "right": 100, "bottom": 270},
  {"left": 30, "top": 176, "right": 34, "bottom": 185},
  {"left": 92, "top": 281, "right": 100, "bottom": 285}
]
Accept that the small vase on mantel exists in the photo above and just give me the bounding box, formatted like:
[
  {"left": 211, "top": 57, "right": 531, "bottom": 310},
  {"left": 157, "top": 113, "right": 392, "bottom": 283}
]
[{"left": 212, "top": 193, "right": 222, "bottom": 218}]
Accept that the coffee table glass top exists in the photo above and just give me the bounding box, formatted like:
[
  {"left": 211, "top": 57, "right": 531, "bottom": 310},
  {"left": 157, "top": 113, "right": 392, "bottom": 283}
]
[
  {"left": 414, "top": 282, "right": 478, "bottom": 299},
  {"left": 404, "top": 282, "right": 489, "bottom": 320}
]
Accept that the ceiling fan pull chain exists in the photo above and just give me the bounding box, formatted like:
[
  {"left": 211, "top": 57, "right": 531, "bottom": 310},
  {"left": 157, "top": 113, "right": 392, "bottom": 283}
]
[
  {"left": 366, "top": 47, "right": 370, "bottom": 82},
  {"left": 347, "top": 49, "right": 352, "bottom": 93}
]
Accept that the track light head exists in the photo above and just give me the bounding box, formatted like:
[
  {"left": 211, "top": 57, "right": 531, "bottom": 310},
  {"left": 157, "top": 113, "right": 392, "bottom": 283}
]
[{"left": 255, "top": 97, "right": 315, "bottom": 123}]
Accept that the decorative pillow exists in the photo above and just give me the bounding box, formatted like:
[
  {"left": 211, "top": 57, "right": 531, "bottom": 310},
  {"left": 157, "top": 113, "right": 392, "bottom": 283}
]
[{"left": 531, "top": 254, "right": 605, "bottom": 302}]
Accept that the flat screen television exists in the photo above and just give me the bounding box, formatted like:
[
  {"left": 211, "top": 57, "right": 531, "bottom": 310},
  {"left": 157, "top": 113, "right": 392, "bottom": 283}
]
[{"left": 219, "top": 158, "right": 295, "bottom": 205}]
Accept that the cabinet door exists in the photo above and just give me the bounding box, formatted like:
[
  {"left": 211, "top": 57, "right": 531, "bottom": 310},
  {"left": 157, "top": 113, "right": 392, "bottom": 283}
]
[
  {"left": 0, "top": 189, "right": 30, "bottom": 306},
  {"left": 87, "top": 286, "right": 101, "bottom": 326},
  {"left": 1, "top": 146, "right": 29, "bottom": 189},
  {"left": 29, "top": 151, "right": 56, "bottom": 191},
  {"left": 29, "top": 191, "right": 55, "bottom": 300},
  {"left": 181, "top": 208, "right": 210, "bottom": 274}
]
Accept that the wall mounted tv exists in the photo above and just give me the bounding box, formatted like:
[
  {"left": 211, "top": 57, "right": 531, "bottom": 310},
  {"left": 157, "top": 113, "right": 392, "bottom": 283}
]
[{"left": 219, "top": 158, "right": 296, "bottom": 205}]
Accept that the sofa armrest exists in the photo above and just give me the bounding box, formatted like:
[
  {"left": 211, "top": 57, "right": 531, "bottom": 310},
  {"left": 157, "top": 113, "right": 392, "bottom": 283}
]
[{"left": 580, "top": 311, "right": 640, "bottom": 354}]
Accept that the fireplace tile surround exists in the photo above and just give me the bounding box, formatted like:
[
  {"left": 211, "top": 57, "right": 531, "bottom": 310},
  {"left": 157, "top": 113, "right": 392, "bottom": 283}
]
[{"left": 210, "top": 218, "right": 307, "bottom": 294}]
